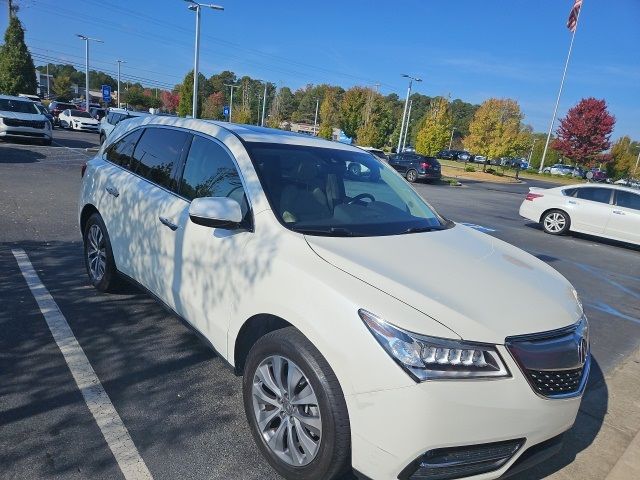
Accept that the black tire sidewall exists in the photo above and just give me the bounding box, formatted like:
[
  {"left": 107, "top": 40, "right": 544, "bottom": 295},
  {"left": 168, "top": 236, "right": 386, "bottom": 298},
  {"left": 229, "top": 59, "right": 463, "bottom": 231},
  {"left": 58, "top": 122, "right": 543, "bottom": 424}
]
[
  {"left": 83, "top": 213, "right": 119, "bottom": 292},
  {"left": 242, "top": 328, "right": 350, "bottom": 480}
]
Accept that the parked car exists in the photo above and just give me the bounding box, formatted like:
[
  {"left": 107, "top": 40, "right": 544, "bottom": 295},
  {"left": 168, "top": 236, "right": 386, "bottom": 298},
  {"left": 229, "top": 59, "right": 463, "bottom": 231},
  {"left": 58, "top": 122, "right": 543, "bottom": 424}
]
[
  {"left": 89, "top": 107, "right": 107, "bottom": 121},
  {"left": 80, "top": 116, "right": 590, "bottom": 480},
  {"left": 388, "top": 152, "right": 441, "bottom": 182},
  {"left": 18, "top": 93, "right": 42, "bottom": 102},
  {"left": 473, "top": 155, "right": 488, "bottom": 164},
  {"left": 614, "top": 178, "right": 640, "bottom": 189},
  {"left": 48, "top": 101, "right": 77, "bottom": 125},
  {"left": 542, "top": 164, "right": 576, "bottom": 176},
  {"left": 519, "top": 184, "right": 639, "bottom": 245},
  {"left": 436, "top": 149, "right": 472, "bottom": 161},
  {"left": 359, "top": 146, "right": 388, "bottom": 162},
  {"left": 0, "top": 94, "right": 52, "bottom": 145},
  {"left": 58, "top": 109, "right": 99, "bottom": 132},
  {"left": 587, "top": 168, "right": 608, "bottom": 183},
  {"left": 34, "top": 103, "right": 54, "bottom": 128},
  {"left": 99, "top": 108, "right": 151, "bottom": 144}
]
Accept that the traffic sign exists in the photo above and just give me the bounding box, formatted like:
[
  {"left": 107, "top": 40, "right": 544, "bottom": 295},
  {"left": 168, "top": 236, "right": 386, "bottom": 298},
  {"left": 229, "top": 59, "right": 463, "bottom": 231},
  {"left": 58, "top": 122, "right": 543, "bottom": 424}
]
[
  {"left": 223, "top": 105, "right": 230, "bottom": 117},
  {"left": 102, "top": 85, "right": 112, "bottom": 103}
]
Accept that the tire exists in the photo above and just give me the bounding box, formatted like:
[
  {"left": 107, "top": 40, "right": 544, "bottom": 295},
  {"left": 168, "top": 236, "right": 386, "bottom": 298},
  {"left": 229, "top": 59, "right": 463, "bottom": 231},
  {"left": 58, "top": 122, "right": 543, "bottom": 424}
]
[
  {"left": 406, "top": 169, "right": 418, "bottom": 183},
  {"left": 541, "top": 209, "right": 570, "bottom": 235},
  {"left": 99, "top": 133, "right": 106, "bottom": 145},
  {"left": 243, "top": 327, "right": 350, "bottom": 480},
  {"left": 83, "top": 213, "right": 122, "bottom": 292}
]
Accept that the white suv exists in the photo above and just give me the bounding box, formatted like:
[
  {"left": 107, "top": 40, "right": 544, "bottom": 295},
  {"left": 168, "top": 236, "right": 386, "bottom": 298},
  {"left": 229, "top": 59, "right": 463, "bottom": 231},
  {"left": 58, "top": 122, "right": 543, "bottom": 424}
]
[
  {"left": 0, "top": 94, "right": 52, "bottom": 145},
  {"left": 79, "top": 116, "right": 590, "bottom": 480}
]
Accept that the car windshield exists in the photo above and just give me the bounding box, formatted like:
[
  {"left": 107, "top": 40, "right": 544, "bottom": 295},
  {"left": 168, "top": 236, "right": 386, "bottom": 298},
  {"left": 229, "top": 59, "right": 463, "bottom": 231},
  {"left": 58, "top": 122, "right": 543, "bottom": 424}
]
[
  {"left": 246, "top": 142, "right": 449, "bottom": 237},
  {"left": 0, "top": 98, "right": 39, "bottom": 114},
  {"left": 55, "top": 103, "right": 75, "bottom": 110},
  {"left": 70, "top": 110, "right": 92, "bottom": 118}
]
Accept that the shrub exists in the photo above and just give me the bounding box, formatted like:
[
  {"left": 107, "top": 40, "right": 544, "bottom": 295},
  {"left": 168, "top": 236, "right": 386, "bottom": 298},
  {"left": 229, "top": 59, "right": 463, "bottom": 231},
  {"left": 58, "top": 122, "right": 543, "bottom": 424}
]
[{"left": 464, "top": 165, "right": 476, "bottom": 172}]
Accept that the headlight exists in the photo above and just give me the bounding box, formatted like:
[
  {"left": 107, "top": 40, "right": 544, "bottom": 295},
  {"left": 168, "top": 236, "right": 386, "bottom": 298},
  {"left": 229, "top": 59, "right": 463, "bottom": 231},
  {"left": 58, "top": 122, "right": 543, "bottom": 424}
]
[{"left": 359, "top": 309, "right": 510, "bottom": 382}]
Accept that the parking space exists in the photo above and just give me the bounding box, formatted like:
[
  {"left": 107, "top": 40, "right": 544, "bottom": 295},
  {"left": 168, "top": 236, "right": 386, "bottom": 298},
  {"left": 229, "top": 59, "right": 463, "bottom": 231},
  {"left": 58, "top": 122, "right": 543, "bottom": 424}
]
[{"left": 1, "top": 140, "right": 639, "bottom": 479}]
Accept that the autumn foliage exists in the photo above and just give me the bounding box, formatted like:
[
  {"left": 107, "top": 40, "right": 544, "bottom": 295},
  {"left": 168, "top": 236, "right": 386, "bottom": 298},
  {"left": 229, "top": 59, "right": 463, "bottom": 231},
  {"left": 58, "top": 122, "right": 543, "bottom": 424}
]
[{"left": 552, "top": 98, "right": 615, "bottom": 165}]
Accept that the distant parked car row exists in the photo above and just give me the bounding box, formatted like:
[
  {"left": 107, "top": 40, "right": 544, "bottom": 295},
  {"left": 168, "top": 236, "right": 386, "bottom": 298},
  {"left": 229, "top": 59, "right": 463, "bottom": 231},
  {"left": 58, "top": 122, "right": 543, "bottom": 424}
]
[{"left": 542, "top": 163, "right": 609, "bottom": 182}]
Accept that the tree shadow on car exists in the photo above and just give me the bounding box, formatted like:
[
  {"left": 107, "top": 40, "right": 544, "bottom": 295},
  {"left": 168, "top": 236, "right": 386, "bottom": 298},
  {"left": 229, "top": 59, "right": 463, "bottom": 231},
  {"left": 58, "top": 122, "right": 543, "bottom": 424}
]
[
  {"left": 508, "top": 358, "right": 607, "bottom": 479},
  {"left": 0, "top": 145, "right": 46, "bottom": 163}
]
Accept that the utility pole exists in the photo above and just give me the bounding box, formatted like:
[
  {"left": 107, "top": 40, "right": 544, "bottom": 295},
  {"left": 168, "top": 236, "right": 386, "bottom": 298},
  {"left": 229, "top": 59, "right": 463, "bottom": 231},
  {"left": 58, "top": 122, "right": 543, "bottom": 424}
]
[
  {"left": 397, "top": 74, "right": 422, "bottom": 153},
  {"left": 256, "top": 91, "right": 261, "bottom": 125},
  {"left": 116, "top": 60, "right": 125, "bottom": 108},
  {"left": 402, "top": 99, "right": 413, "bottom": 152},
  {"left": 634, "top": 149, "right": 640, "bottom": 177},
  {"left": 7, "top": 0, "right": 12, "bottom": 20},
  {"left": 77, "top": 35, "right": 103, "bottom": 111},
  {"left": 313, "top": 98, "right": 319, "bottom": 135},
  {"left": 224, "top": 83, "right": 239, "bottom": 122},
  {"left": 185, "top": 1, "right": 224, "bottom": 119},
  {"left": 46, "top": 64, "right": 50, "bottom": 99},
  {"left": 448, "top": 127, "right": 456, "bottom": 150},
  {"left": 528, "top": 138, "right": 538, "bottom": 167},
  {"left": 261, "top": 82, "right": 267, "bottom": 127}
]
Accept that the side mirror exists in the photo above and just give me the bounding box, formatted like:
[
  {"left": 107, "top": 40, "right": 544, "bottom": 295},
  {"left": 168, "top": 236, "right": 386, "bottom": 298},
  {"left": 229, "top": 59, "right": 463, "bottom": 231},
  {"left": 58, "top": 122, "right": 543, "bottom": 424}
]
[{"left": 189, "top": 197, "right": 243, "bottom": 229}]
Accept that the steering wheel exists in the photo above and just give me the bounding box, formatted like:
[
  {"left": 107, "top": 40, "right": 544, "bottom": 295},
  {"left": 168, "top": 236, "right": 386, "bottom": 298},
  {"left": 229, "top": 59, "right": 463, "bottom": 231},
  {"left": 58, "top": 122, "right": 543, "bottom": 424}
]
[{"left": 348, "top": 193, "right": 376, "bottom": 205}]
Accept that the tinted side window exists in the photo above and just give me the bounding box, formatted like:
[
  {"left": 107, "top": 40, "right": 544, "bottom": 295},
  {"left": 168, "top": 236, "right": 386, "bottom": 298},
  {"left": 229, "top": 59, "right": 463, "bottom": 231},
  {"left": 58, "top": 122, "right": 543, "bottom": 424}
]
[
  {"left": 179, "top": 136, "right": 248, "bottom": 216},
  {"left": 576, "top": 187, "right": 612, "bottom": 204},
  {"left": 563, "top": 188, "right": 577, "bottom": 197},
  {"left": 616, "top": 191, "right": 640, "bottom": 210},
  {"left": 105, "top": 129, "right": 143, "bottom": 167},
  {"left": 131, "top": 127, "right": 190, "bottom": 189}
]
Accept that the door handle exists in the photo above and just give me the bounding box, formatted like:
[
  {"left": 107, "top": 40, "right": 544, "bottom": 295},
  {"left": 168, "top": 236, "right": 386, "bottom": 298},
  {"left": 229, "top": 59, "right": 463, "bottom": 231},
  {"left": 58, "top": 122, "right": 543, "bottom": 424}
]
[
  {"left": 612, "top": 210, "right": 625, "bottom": 215},
  {"left": 159, "top": 216, "right": 179, "bottom": 231},
  {"left": 105, "top": 185, "right": 119, "bottom": 198}
]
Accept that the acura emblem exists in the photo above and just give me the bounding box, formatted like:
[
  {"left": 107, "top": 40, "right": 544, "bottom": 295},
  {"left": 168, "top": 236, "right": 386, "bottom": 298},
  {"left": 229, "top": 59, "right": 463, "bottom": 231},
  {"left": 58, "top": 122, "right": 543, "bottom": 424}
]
[{"left": 578, "top": 337, "right": 588, "bottom": 366}]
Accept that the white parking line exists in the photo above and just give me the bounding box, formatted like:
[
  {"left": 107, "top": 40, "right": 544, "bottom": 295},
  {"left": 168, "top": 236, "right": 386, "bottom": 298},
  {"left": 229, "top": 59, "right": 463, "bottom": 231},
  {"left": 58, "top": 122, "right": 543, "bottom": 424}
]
[{"left": 11, "top": 249, "right": 153, "bottom": 480}]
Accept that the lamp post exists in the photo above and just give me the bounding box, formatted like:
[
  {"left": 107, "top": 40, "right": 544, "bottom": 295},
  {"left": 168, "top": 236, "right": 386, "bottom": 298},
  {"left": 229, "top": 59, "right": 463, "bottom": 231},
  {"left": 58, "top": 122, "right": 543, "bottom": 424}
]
[
  {"left": 397, "top": 74, "right": 422, "bottom": 153},
  {"left": 261, "top": 82, "right": 268, "bottom": 126},
  {"left": 402, "top": 99, "right": 413, "bottom": 152},
  {"left": 116, "top": 60, "right": 126, "bottom": 108},
  {"left": 313, "top": 98, "right": 319, "bottom": 136},
  {"left": 448, "top": 127, "right": 456, "bottom": 150},
  {"left": 224, "top": 83, "right": 239, "bottom": 122},
  {"left": 184, "top": 1, "right": 224, "bottom": 118},
  {"left": 528, "top": 138, "right": 538, "bottom": 168},
  {"left": 76, "top": 35, "right": 103, "bottom": 111}
]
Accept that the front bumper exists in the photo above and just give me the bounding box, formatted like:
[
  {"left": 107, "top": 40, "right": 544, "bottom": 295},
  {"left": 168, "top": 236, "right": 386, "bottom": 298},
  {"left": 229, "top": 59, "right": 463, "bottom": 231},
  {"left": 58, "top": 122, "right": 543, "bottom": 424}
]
[
  {"left": 73, "top": 124, "right": 99, "bottom": 131},
  {"left": 0, "top": 126, "right": 51, "bottom": 140},
  {"left": 348, "top": 345, "right": 583, "bottom": 480}
]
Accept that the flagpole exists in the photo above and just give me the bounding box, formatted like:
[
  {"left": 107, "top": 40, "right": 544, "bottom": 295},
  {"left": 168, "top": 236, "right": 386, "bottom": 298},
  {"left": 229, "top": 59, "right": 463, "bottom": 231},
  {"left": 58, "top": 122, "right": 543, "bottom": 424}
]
[{"left": 538, "top": 4, "right": 583, "bottom": 173}]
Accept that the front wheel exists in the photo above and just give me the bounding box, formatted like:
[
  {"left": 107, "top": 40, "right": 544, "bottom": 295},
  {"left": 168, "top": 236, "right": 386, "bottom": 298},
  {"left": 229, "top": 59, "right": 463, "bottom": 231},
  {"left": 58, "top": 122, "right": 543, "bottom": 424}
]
[
  {"left": 83, "top": 213, "right": 122, "bottom": 292},
  {"left": 243, "top": 327, "right": 350, "bottom": 480},
  {"left": 542, "top": 210, "right": 570, "bottom": 235},
  {"left": 406, "top": 169, "right": 418, "bottom": 183}
]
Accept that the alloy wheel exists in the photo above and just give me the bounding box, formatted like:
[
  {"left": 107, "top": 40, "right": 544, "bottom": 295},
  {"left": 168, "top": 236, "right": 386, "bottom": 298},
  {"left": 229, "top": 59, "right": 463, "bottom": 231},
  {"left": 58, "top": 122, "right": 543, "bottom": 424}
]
[
  {"left": 251, "top": 355, "right": 322, "bottom": 467},
  {"left": 407, "top": 170, "right": 417, "bottom": 182},
  {"left": 544, "top": 212, "right": 566, "bottom": 233},
  {"left": 86, "top": 224, "right": 107, "bottom": 282}
]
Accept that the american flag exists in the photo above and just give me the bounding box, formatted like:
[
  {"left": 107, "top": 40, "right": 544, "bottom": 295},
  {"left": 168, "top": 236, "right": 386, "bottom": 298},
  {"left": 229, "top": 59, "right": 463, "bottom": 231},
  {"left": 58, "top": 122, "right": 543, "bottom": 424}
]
[{"left": 567, "top": 0, "right": 583, "bottom": 32}]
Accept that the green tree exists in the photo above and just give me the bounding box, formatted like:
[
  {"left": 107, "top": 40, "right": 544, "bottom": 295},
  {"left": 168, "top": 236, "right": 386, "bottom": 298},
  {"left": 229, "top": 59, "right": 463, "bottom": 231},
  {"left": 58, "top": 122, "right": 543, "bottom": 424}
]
[
  {"left": 339, "top": 87, "right": 368, "bottom": 139},
  {"left": 356, "top": 92, "right": 395, "bottom": 148},
  {"left": 415, "top": 97, "right": 453, "bottom": 156},
  {"left": 177, "top": 70, "right": 210, "bottom": 117},
  {"left": 0, "top": 16, "right": 37, "bottom": 95},
  {"left": 202, "top": 92, "right": 225, "bottom": 119},
  {"left": 52, "top": 75, "right": 72, "bottom": 101},
  {"left": 464, "top": 98, "right": 526, "bottom": 159},
  {"left": 317, "top": 86, "right": 341, "bottom": 139},
  {"left": 609, "top": 136, "right": 639, "bottom": 179}
]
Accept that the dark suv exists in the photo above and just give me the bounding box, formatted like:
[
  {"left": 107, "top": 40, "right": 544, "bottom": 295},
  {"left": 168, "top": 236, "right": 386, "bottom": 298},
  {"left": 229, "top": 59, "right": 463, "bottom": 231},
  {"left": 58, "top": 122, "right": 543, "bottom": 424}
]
[
  {"left": 48, "top": 101, "right": 77, "bottom": 125},
  {"left": 437, "top": 149, "right": 472, "bottom": 161},
  {"left": 388, "top": 153, "right": 442, "bottom": 182}
]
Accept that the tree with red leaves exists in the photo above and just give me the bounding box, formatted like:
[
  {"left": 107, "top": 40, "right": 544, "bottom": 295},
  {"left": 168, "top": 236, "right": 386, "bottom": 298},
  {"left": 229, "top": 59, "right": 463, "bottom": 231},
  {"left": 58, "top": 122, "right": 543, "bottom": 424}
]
[
  {"left": 552, "top": 98, "right": 615, "bottom": 165},
  {"left": 160, "top": 90, "right": 180, "bottom": 113}
]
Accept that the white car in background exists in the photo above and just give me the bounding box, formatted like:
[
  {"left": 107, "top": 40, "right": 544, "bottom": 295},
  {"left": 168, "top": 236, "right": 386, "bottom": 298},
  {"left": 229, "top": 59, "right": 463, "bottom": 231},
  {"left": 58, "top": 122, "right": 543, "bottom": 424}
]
[
  {"left": 58, "top": 109, "right": 99, "bottom": 132},
  {"left": 80, "top": 117, "right": 590, "bottom": 480},
  {"left": 519, "top": 184, "right": 640, "bottom": 245},
  {"left": 0, "top": 94, "right": 52, "bottom": 145}
]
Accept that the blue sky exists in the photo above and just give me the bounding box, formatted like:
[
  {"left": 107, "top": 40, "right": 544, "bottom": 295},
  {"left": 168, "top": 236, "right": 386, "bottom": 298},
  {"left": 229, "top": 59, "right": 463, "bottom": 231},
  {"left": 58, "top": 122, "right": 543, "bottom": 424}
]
[{"left": 4, "top": 0, "right": 639, "bottom": 139}]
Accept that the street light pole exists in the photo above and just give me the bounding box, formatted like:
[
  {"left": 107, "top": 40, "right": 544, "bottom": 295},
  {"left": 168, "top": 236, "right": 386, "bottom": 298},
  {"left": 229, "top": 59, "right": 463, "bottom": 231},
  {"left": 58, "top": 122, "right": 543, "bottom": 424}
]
[
  {"left": 313, "top": 98, "right": 319, "bottom": 136},
  {"left": 116, "top": 60, "right": 126, "bottom": 108},
  {"left": 224, "top": 84, "right": 239, "bottom": 122},
  {"left": 77, "top": 35, "right": 103, "bottom": 111},
  {"left": 448, "top": 127, "right": 455, "bottom": 150},
  {"left": 261, "top": 82, "right": 267, "bottom": 127},
  {"left": 634, "top": 149, "right": 640, "bottom": 177},
  {"left": 402, "top": 99, "right": 413, "bottom": 152},
  {"left": 528, "top": 138, "right": 538, "bottom": 167},
  {"left": 184, "top": 1, "right": 224, "bottom": 119},
  {"left": 397, "top": 74, "right": 422, "bottom": 153}
]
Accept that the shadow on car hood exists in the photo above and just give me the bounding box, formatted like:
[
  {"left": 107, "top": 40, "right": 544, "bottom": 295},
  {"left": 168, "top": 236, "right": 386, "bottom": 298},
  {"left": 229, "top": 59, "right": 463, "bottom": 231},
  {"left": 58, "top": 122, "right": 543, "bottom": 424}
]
[{"left": 305, "top": 225, "right": 583, "bottom": 343}]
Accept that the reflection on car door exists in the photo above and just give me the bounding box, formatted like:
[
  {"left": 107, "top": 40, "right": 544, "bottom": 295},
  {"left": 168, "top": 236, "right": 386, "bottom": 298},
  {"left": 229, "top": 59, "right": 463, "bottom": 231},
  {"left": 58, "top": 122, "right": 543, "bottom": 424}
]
[
  {"left": 605, "top": 190, "right": 640, "bottom": 244},
  {"left": 158, "top": 134, "right": 252, "bottom": 356},
  {"left": 569, "top": 187, "right": 613, "bottom": 234}
]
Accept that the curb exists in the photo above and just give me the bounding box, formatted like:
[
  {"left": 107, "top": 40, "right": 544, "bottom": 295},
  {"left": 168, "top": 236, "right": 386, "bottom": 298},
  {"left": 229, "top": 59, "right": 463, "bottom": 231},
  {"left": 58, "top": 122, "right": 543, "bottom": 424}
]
[{"left": 606, "top": 427, "right": 640, "bottom": 480}]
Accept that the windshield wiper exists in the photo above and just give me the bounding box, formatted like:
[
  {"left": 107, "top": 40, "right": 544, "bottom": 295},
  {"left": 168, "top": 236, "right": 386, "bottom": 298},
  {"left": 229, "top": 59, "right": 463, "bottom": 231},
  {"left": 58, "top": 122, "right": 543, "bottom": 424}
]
[
  {"left": 295, "top": 227, "right": 354, "bottom": 236},
  {"left": 404, "top": 226, "right": 444, "bottom": 233}
]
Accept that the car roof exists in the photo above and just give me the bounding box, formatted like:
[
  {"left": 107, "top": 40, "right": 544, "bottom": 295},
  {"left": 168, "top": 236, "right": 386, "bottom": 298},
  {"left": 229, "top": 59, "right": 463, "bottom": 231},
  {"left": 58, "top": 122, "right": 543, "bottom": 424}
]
[
  {"left": 559, "top": 183, "right": 640, "bottom": 194},
  {"left": 0, "top": 93, "right": 36, "bottom": 101},
  {"left": 117, "top": 116, "right": 364, "bottom": 153}
]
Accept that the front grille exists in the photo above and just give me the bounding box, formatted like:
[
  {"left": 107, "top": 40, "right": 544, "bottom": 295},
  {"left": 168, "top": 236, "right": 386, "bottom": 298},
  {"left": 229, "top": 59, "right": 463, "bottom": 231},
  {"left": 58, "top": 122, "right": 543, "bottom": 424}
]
[
  {"left": 506, "top": 317, "right": 590, "bottom": 399},
  {"left": 528, "top": 367, "right": 584, "bottom": 396},
  {"left": 3, "top": 118, "right": 45, "bottom": 129},
  {"left": 398, "top": 439, "right": 524, "bottom": 480}
]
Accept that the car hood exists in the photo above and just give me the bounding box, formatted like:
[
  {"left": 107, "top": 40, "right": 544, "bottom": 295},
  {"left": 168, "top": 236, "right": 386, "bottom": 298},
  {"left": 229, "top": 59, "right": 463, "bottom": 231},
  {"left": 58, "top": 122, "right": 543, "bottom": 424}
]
[
  {"left": 0, "top": 111, "right": 46, "bottom": 121},
  {"left": 70, "top": 116, "right": 99, "bottom": 124},
  {"left": 305, "top": 225, "right": 583, "bottom": 343}
]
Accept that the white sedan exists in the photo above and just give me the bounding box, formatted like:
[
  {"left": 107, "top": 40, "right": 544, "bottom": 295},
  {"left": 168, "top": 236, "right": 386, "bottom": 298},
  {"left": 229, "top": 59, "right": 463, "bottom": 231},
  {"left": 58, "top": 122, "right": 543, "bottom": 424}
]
[
  {"left": 58, "top": 109, "right": 99, "bottom": 132},
  {"left": 519, "top": 184, "right": 640, "bottom": 245}
]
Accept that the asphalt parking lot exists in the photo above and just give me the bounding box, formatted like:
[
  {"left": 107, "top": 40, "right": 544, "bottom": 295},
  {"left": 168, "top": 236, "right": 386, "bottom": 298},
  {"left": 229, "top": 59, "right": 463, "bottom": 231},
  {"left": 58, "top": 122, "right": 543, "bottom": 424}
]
[{"left": 1, "top": 131, "right": 639, "bottom": 479}]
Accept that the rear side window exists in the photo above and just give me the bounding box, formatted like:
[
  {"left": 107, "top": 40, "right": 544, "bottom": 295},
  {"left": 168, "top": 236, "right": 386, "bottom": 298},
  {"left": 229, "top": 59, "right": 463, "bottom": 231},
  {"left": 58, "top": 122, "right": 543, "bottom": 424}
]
[
  {"left": 575, "top": 187, "right": 612, "bottom": 204},
  {"left": 105, "top": 129, "right": 143, "bottom": 168},
  {"left": 179, "top": 135, "right": 248, "bottom": 215},
  {"left": 130, "top": 127, "right": 190, "bottom": 189},
  {"left": 615, "top": 191, "right": 640, "bottom": 210},
  {"left": 563, "top": 188, "right": 577, "bottom": 197}
]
